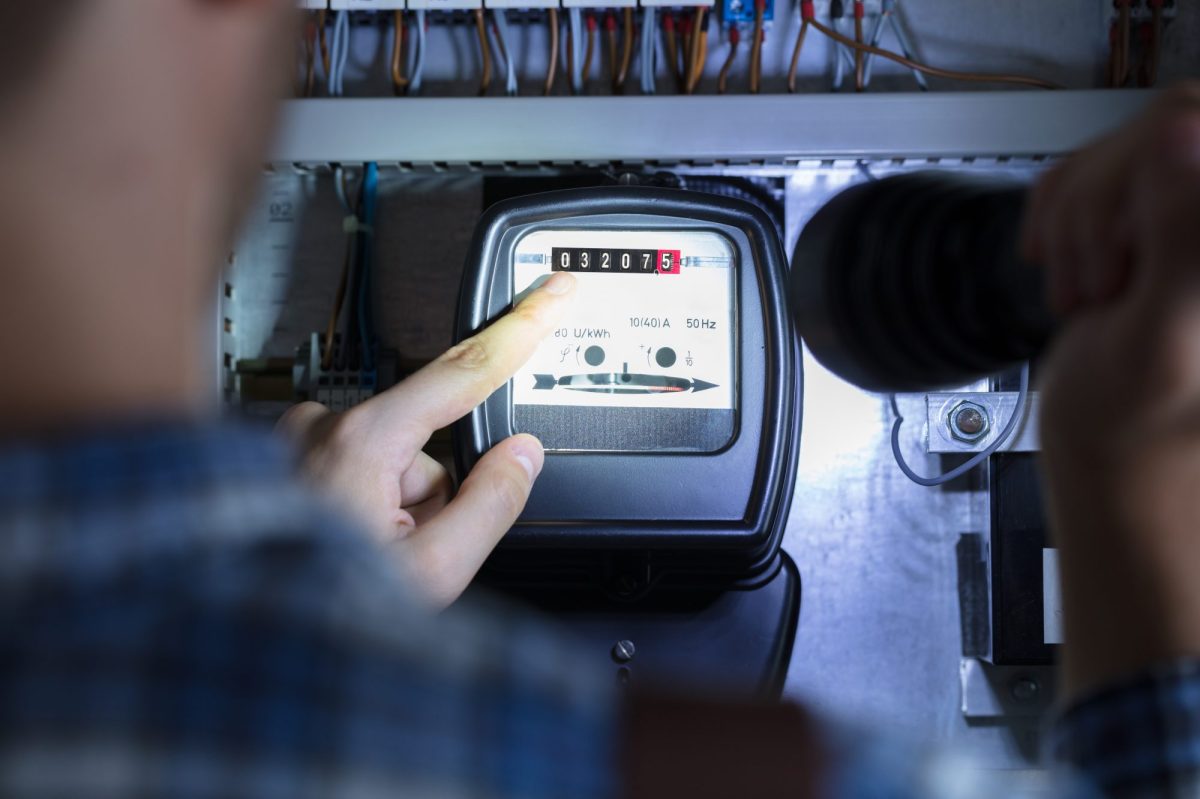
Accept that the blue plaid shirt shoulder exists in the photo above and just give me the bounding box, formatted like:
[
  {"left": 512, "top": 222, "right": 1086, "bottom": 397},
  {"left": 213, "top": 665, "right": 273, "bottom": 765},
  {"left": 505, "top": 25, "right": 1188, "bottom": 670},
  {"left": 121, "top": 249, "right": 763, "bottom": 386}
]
[
  {"left": 4, "top": 422, "right": 1200, "bottom": 799},
  {"left": 0, "top": 423, "right": 615, "bottom": 799}
]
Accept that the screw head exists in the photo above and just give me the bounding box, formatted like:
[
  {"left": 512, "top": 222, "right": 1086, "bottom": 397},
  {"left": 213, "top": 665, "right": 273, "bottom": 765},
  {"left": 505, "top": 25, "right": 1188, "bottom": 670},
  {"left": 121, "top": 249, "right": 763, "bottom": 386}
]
[
  {"left": 949, "top": 401, "right": 990, "bottom": 442},
  {"left": 1011, "top": 677, "right": 1039, "bottom": 703},
  {"left": 611, "top": 574, "right": 639, "bottom": 598},
  {"left": 612, "top": 639, "right": 636, "bottom": 664}
]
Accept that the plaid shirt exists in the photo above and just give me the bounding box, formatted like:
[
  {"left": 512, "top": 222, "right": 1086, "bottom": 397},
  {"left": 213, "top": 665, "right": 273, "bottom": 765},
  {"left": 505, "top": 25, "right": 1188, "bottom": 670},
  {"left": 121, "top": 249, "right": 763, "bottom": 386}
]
[
  {"left": 2, "top": 421, "right": 1199, "bottom": 799},
  {"left": 0, "top": 423, "right": 614, "bottom": 799},
  {"left": 1049, "top": 661, "right": 1200, "bottom": 798}
]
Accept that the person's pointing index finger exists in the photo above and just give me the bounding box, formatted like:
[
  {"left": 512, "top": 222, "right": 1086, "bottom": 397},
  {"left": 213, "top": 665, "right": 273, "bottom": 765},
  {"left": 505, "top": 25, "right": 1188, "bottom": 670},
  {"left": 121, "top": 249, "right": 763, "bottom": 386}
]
[{"left": 372, "top": 271, "right": 576, "bottom": 442}]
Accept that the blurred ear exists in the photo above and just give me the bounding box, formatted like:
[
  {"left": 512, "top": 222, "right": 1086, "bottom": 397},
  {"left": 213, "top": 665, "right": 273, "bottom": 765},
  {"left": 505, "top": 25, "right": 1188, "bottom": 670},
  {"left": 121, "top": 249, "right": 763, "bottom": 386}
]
[
  {"left": 191, "top": 0, "right": 297, "bottom": 123},
  {"left": 185, "top": 0, "right": 299, "bottom": 245},
  {"left": 0, "top": 0, "right": 300, "bottom": 297}
]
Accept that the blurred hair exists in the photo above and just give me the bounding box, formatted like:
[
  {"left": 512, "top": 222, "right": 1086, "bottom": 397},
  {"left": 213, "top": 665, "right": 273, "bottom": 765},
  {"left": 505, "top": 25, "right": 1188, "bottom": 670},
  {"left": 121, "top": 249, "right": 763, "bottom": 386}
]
[{"left": 3, "top": 2, "right": 81, "bottom": 103}]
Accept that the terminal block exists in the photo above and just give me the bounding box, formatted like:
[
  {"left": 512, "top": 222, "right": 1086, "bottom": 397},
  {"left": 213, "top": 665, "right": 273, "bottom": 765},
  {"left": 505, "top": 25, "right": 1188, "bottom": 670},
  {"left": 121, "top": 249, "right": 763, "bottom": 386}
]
[
  {"left": 294, "top": 333, "right": 400, "bottom": 412},
  {"left": 720, "top": 0, "right": 771, "bottom": 25}
]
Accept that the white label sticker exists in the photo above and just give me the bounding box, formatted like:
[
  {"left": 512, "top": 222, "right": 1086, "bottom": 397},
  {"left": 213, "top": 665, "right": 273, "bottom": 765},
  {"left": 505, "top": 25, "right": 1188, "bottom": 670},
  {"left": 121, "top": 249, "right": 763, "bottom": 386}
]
[
  {"left": 511, "top": 229, "right": 736, "bottom": 412},
  {"left": 1043, "top": 548, "right": 1063, "bottom": 645}
]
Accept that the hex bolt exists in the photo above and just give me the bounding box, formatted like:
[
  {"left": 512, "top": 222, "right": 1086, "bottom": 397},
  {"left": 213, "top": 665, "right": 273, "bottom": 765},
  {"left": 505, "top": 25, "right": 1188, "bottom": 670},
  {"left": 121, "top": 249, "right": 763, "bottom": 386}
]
[
  {"left": 949, "top": 401, "right": 990, "bottom": 443},
  {"left": 1011, "top": 677, "right": 1039, "bottom": 703},
  {"left": 612, "top": 639, "right": 636, "bottom": 664},
  {"left": 955, "top": 407, "right": 985, "bottom": 435}
]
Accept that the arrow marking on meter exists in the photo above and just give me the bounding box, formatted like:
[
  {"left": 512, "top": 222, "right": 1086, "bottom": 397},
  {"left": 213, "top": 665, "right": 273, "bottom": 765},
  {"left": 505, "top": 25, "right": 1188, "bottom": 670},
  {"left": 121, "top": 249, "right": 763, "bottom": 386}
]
[{"left": 532, "top": 373, "right": 718, "bottom": 394}]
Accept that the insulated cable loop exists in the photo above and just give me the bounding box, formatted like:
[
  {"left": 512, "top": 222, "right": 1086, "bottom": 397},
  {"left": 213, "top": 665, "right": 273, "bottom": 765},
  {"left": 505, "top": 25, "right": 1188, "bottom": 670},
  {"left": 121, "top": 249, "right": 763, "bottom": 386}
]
[
  {"left": 890, "top": 363, "right": 1031, "bottom": 488},
  {"left": 800, "top": 7, "right": 1061, "bottom": 90}
]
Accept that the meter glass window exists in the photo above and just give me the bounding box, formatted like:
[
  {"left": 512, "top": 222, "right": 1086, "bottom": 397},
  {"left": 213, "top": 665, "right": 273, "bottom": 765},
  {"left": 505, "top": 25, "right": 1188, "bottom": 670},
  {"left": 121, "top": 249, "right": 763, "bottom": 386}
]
[{"left": 511, "top": 228, "right": 738, "bottom": 453}]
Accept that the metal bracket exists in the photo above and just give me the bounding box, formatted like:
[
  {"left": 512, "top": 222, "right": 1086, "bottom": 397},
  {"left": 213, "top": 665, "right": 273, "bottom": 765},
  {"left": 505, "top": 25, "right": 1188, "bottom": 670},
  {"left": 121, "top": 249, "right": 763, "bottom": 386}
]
[
  {"left": 926, "top": 391, "right": 1040, "bottom": 454},
  {"left": 960, "top": 658, "right": 1055, "bottom": 720},
  {"left": 271, "top": 92, "right": 1154, "bottom": 168}
]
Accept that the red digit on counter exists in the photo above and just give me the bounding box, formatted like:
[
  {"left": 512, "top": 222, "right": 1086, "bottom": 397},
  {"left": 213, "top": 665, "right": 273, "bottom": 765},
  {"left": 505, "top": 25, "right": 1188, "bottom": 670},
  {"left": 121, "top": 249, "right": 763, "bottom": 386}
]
[{"left": 657, "top": 250, "right": 682, "bottom": 275}]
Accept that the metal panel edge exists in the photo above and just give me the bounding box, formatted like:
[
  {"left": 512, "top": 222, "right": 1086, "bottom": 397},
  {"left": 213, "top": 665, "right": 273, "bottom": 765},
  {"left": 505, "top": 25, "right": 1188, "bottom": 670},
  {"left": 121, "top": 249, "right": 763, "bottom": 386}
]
[{"left": 270, "top": 91, "right": 1154, "bottom": 165}]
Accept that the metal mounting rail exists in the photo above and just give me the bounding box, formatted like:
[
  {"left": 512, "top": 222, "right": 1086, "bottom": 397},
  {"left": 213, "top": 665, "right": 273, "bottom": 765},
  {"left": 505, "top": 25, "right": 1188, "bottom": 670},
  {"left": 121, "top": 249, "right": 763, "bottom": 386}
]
[{"left": 270, "top": 91, "right": 1152, "bottom": 167}]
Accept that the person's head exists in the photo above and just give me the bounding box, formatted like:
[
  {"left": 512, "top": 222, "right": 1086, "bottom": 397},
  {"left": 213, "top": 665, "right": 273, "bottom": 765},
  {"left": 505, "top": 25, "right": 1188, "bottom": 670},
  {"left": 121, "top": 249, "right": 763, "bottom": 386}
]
[{"left": 0, "top": 1, "right": 293, "bottom": 430}]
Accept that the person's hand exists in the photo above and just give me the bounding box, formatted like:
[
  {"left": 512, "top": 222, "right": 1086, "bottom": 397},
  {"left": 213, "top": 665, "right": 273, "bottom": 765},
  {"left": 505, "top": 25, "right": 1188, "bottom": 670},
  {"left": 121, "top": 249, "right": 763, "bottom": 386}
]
[
  {"left": 1022, "top": 85, "right": 1200, "bottom": 700},
  {"left": 279, "top": 272, "right": 576, "bottom": 609}
]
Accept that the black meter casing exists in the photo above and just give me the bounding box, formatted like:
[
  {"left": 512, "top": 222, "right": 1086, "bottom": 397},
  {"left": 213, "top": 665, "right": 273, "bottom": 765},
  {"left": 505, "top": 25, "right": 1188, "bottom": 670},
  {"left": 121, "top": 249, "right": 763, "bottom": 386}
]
[{"left": 453, "top": 187, "right": 801, "bottom": 588}]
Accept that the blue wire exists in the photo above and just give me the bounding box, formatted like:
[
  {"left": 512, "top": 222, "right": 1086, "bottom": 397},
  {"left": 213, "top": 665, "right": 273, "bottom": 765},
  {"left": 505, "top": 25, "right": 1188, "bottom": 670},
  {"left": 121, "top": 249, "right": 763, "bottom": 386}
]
[
  {"left": 884, "top": 2, "right": 929, "bottom": 91},
  {"left": 358, "top": 162, "right": 378, "bottom": 371},
  {"left": 640, "top": 7, "right": 656, "bottom": 95},
  {"left": 492, "top": 10, "right": 517, "bottom": 95},
  {"left": 411, "top": 10, "right": 427, "bottom": 93},
  {"left": 326, "top": 11, "right": 341, "bottom": 96},
  {"left": 327, "top": 11, "right": 351, "bottom": 96},
  {"left": 889, "top": 363, "right": 1031, "bottom": 487}
]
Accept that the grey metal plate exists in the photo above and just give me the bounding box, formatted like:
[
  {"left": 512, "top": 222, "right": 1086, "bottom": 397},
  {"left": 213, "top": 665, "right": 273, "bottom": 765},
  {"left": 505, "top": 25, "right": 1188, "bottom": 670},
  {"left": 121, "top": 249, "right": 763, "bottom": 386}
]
[{"left": 779, "top": 162, "right": 1048, "bottom": 767}]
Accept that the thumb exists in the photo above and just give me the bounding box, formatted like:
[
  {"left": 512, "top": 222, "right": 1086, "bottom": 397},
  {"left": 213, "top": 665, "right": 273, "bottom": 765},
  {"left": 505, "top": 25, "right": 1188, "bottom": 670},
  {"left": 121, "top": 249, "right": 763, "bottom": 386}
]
[{"left": 395, "top": 434, "right": 545, "bottom": 608}]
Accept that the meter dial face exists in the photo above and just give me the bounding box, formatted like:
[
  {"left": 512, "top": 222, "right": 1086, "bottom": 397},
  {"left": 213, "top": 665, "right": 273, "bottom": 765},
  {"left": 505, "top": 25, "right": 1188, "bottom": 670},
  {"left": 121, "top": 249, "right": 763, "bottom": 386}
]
[{"left": 511, "top": 228, "right": 737, "bottom": 453}]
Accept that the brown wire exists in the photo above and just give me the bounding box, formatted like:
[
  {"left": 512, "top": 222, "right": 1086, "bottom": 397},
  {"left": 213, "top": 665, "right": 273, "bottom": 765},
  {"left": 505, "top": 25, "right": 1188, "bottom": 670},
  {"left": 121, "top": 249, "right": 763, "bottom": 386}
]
[
  {"left": 1144, "top": 5, "right": 1163, "bottom": 87},
  {"left": 474, "top": 9, "right": 492, "bottom": 95},
  {"left": 717, "top": 29, "right": 740, "bottom": 94},
  {"left": 853, "top": 5, "right": 864, "bottom": 91},
  {"left": 691, "top": 33, "right": 708, "bottom": 93},
  {"left": 786, "top": 19, "right": 809, "bottom": 93},
  {"left": 615, "top": 8, "right": 634, "bottom": 93},
  {"left": 322, "top": 236, "right": 353, "bottom": 371},
  {"left": 696, "top": 33, "right": 709, "bottom": 93},
  {"left": 391, "top": 11, "right": 409, "bottom": 95},
  {"left": 682, "top": 17, "right": 695, "bottom": 93},
  {"left": 664, "top": 16, "right": 681, "bottom": 91},
  {"left": 680, "top": 21, "right": 692, "bottom": 88},
  {"left": 582, "top": 18, "right": 595, "bottom": 84},
  {"left": 749, "top": 4, "right": 764, "bottom": 94},
  {"left": 566, "top": 11, "right": 576, "bottom": 94},
  {"left": 545, "top": 8, "right": 559, "bottom": 96},
  {"left": 1117, "top": 2, "right": 1132, "bottom": 87},
  {"left": 685, "top": 8, "right": 701, "bottom": 93},
  {"left": 322, "top": 170, "right": 357, "bottom": 372},
  {"left": 606, "top": 19, "right": 618, "bottom": 87},
  {"left": 303, "top": 13, "right": 317, "bottom": 97},
  {"left": 807, "top": 17, "right": 1061, "bottom": 90},
  {"left": 685, "top": 6, "right": 707, "bottom": 94},
  {"left": 318, "top": 9, "right": 330, "bottom": 79}
]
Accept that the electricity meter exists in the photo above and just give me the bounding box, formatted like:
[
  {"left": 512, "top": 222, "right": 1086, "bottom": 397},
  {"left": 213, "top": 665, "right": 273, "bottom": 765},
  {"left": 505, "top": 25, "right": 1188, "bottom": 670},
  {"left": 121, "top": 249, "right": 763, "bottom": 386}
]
[{"left": 454, "top": 187, "right": 801, "bottom": 588}]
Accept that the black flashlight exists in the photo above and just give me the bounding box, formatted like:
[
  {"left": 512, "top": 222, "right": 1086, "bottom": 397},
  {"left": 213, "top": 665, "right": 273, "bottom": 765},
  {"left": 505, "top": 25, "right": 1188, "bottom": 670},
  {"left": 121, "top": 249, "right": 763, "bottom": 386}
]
[{"left": 790, "top": 172, "right": 1055, "bottom": 393}]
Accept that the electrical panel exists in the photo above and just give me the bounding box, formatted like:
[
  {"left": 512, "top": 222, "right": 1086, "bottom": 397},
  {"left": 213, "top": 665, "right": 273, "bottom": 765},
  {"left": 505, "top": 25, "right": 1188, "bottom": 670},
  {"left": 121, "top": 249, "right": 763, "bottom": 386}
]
[
  {"left": 230, "top": 0, "right": 1196, "bottom": 772},
  {"left": 292, "top": 0, "right": 1186, "bottom": 98}
]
